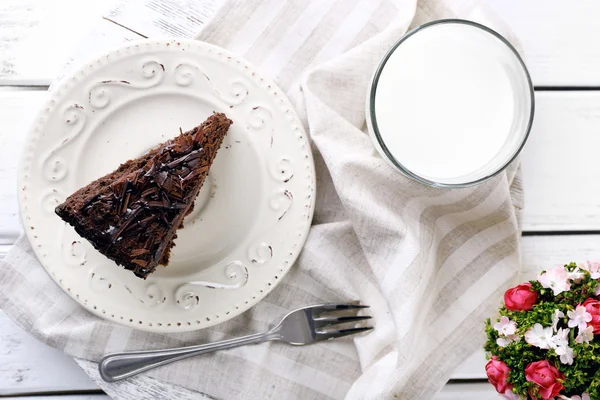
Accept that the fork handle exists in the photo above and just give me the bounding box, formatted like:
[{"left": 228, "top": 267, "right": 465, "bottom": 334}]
[{"left": 99, "top": 330, "right": 279, "bottom": 382}]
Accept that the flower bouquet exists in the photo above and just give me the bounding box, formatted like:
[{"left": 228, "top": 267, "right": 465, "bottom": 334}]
[{"left": 485, "top": 262, "right": 600, "bottom": 400}]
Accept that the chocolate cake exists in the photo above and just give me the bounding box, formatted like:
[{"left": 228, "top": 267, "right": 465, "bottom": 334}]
[{"left": 55, "top": 113, "right": 232, "bottom": 279}]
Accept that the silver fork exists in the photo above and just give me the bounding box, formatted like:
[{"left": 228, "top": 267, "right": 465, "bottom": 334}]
[{"left": 99, "top": 303, "right": 372, "bottom": 382}]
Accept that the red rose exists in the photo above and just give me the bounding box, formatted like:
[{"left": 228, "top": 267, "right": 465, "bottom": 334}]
[
  {"left": 583, "top": 298, "right": 600, "bottom": 334},
  {"left": 525, "top": 360, "right": 565, "bottom": 400},
  {"left": 504, "top": 282, "right": 538, "bottom": 311},
  {"left": 486, "top": 356, "right": 512, "bottom": 394}
]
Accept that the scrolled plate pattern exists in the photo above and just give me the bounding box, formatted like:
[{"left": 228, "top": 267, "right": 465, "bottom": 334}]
[{"left": 18, "top": 39, "right": 315, "bottom": 332}]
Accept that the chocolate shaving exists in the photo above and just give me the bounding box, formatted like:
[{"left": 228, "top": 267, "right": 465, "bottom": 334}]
[
  {"left": 131, "top": 248, "right": 150, "bottom": 257},
  {"left": 141, "top": 187, "right": 158, "bottom": 198},
  {"left": 165, "top": 148, "right": 205, "bottom": 169},
  {"left": 120, "top": 192, "right": 131, "bottom": 214},
  {"left": 131, "top": 259, "right": 148, "bottom": 267}
]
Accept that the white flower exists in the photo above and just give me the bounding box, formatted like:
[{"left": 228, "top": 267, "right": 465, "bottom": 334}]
[
  {"left": 497, "top": 335, "right": 521, "bottom": 348},
  {"left": 501, "top": 389, "right": 522, "bottom": 400},
  {"left": 568, "top": 267, "right": 586, "bottom": 283},
  {"left": 494, "top": 316, "right": 517, "bottom": 336},
  {"left": 576, "top": 325, "right": 594, "bottom": 344},
  {"left": 596, "top": 284, "right": 600, "bottom": 296},
  {"left": 552, "top": 328, "right": 575, "bottom": 364},
  {"left": 568, "top": 305, "right": 592, "bottom": 331},
  {"left": 555, "top": 344, "right": 575, "bottom": 365},
  {"left": 581, "top": 261, "right": 600, "bottom": 279},
  {"left": 570, "top": 394, "right": 591, "bottom": 400},
  {"left": 494, "top": 316, "right": 520, "bottom": 347},
  {"left": 552, "top": 309, "right": 565, "bottom": 332},
  {"left": 552, "top": 327, "right": 570, "bottom": 348},
  {"left": 538, "top": 265, "right": 571, "bottom": 295},
  {"left": 525, "top": 324, "right": 555, "bottom": 349}
]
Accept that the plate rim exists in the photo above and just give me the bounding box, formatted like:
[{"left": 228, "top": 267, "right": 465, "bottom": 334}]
[{"left": 17, "top": 38, "right": 316, "bottom": 333}]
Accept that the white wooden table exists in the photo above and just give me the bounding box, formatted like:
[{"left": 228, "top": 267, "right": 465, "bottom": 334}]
[{"left": 2, "top": 1, "right": 600, "bottom": 399}]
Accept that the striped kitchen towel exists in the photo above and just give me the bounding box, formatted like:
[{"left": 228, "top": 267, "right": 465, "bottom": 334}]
[{"left": 0, "top": 0, "right": 523, "bottom": 399}]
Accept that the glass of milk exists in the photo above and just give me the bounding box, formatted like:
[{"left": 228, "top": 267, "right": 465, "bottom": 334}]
[{"left": 366, "top": 19, "right": 534, "bottom": 187}]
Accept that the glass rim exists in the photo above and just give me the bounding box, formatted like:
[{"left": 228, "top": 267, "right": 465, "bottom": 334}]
[{"left": 368, "top": 18, "right": 536, "bottom": 188}]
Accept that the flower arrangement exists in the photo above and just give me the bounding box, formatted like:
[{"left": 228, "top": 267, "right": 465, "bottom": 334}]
[{"left": 485, "top": 262, "right": 600, "bottom": 400}]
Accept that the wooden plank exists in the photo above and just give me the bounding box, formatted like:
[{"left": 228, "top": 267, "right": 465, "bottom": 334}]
[
  {"left": 106, "top": 0, "right": 224, "bottom": 39},
  {"left": 0, "top": 0, "right": 222, "bottom": 84},
  {"left": 2, "top": 90, "right": 599, "bottom": 235},
  {"left": 522, "top": 233, "right": 600, "bottom": 276},
  {"left": 0, "top": 311, "right": 99, "bottom": 395},
  {"left": 1, "top": 234, "right": 597, "bottom": 393},
  {"left": 450, "top": 351, "right": 488, "bottom": 380},
  {"left": 521, "top": 91, "right": 600, "bottom": 231},
  {"left": 0, "top": 0, "right": 107, "bottom": 84},
  {"left": 0, "top": 91, "right": 46, "bottom": 243},
  {"left": 485, "top": 0, "right": 600, "bottom": 86},
  {"left": 51, "top": 0, "right": 225, "bottom": 85},
  {"left": 51, "top": 21, "right": 145, "bottom": 87},
  {"left": 0, "top": 0, "right": 43, "bottom": 79},
  {"left": 1, "top": 0, "right": 600, "bottom": 86}
]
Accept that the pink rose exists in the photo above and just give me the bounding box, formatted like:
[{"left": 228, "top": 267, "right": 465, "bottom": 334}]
[
  {"left": 486, "top": 356, "right": 513, "bottom": 394},
  {"left": 525, "top": 360, "right": 565, "bottom": 400},
  {"left": 583, "top": 298, "right": 600, "bottom": 334},
  {"left": 504, "top": 282, "right": 538, "bottom": 312}
]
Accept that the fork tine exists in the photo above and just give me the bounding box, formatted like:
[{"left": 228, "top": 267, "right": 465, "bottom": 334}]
[
  {"left": 313, "top": 315, "right": 372, "bottom": 325},
  {"left": 316, "top": 327, "right": 374, "bottom": 341},
  {"left": 310, "top": 304, "right": 370, "bottom": 314}
]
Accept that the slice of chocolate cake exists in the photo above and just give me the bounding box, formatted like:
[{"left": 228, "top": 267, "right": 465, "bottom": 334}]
[{"left": 55, "top": 113, "right": 232, "bottom": 279}]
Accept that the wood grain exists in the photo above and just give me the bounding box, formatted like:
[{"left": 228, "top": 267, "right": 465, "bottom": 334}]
[
  {"left": 0, "top": 0, "right": 107, "bottom": 84},
  {"left": 486, "top": 0, "right": 600, "bottom": 86},
  {"left": 521, "top": 91, "right": 600, "bottom": 231},
  {"left": 51, "top": 21, "right": 145, "bottom": 88},
  {"left": 0, "top": 0, "right": 223, "bottom": 84},
  {"left": 106, "top": 0, "right": 224, "bottom": 38},
  {"left": 0, "top": 91, "right": 46, "bottom": 248},
  {"left": 0, "top": 0, "right": 41, "bottom": 78},
  {"left": 0, "top": 311, "right": 99, "bottom": 395},
  {"left": 3, "top": 0, "right": 600, "bottom": 86}
]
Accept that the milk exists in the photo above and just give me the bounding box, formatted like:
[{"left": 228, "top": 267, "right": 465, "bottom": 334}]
[{"left": 368, "top": 21, "right": 533, "bottom": 186}]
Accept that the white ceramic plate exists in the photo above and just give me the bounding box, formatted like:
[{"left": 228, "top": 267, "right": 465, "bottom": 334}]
[{"left": 18, "top": 39, "right": 315, "bottom": 332}]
